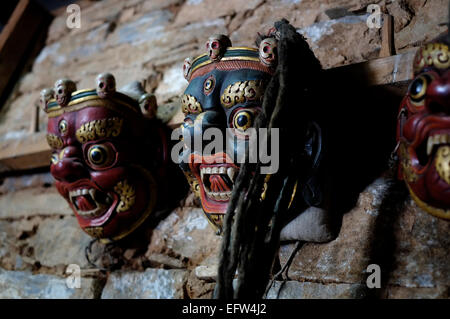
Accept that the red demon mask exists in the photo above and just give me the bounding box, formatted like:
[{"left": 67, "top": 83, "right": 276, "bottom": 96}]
[
  {"left": 397, "top": 36, "right": 450, "bottom": 219},
  {"left": 43, "top": 73, "right": 170, "bottom": 243}
]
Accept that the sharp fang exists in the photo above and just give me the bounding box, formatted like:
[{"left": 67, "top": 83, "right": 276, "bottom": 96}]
[
  {"left": 427, "top": 137, "right": 433, "bottom": 156},
  {"left": 227, "top": 167, "right": 235, "bottom": 181}
]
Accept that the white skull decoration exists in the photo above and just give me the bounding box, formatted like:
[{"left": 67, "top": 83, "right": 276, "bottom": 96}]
[
  {"left": 183, "top": 57, "right": 193, "bottom": 80},
  {"left": 39, "top": 88, "right": 54, "bottom": 111},
  {"left": 206, "top": 34, "right": 232, "bottom": 62},
  {"left": 96, "top": 72, "right": 116, "bottom": 98},
  {"left": 139, "top": 93, "right": 157, "bottom": 119},
  {"left": 54, "top": 79, "right": 77, "bottom": 107},
  {"left": 259, "top": 37, "right": 278, "bottom": 67}
]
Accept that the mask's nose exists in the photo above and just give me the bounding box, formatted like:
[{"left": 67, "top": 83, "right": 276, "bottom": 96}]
[
  {"left": 426, "top": 70, "right": 450, "bottom": 114},
  {"left": 50, "top": 146, "right": 89, "bottom": 183}
]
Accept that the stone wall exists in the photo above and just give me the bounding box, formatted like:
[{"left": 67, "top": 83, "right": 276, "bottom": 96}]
[{"left": 0, "top": 0, "right": 448, "bottom": 298}]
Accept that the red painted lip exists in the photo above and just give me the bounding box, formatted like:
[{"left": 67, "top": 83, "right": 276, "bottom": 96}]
[
  {"left": 58, "top": 179, "right": 118, "bottom": 227},
  {"left": 189, "top": 152, "right": 239, "bottom": 214}
]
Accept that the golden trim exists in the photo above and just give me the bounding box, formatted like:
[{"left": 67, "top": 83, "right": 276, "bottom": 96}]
[
  {"left": 84, "top": 227, "right": 104, "bottom": 238},
  {"left": 181, "top": 94, "right": 203, "bottom": 115},
  {"left": 100, "top": 166, "right": 158, "bottom": 244},
  {"left": 46, "top": 134, "right": 63, "bottom": 149},
  {"left": 114, "top": 179, "right": 136, "bottom": 213},
  {"left": 436, "top": 145, "right": 450, "bottom": 185},
  {"left": 288, "top": 181, "right": 298, "bottom": 209},
  {"left": 408, "top": 185, "right": 450, "bottom": 220},
  {"left": 47, "top": 98, "right": 138, "bottom": 118},
  {"left": 414, "top": 43, "right": 450, "bottom": 73},
  {"left": 191, "top": 47, "right": 258, "bottom": 65},
  {"left": 75, "top": 117, "right": 123, "bottom": 144},
  {"left": 221, "top": 80, "right": 265, "bottom": 108},
  {"left": 399, "top": 142, "right": 418, "bottom": 183},
  {"left": 183, "top": 171, "right": 201, "bottom": 198},
  {"left": 227, "top": 47, "right": 259, "bottom": 52}
]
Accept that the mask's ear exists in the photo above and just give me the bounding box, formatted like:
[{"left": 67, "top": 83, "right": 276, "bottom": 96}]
[{"left": 300, "top": 120, "right": 324, "bottom": 207}]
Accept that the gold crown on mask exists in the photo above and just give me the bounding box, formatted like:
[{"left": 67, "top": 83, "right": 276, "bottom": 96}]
[
  {"left": 40, "top": 73, "right": 157, "bottom": 119},
  {"left": 183, "top": 34, "right": 279, "bottom": 82}
]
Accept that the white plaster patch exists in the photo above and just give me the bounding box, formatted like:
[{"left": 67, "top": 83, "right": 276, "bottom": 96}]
[
  {"left": 35, "top": 42, "right": 61, "bottom": 64},
  {"left": 155, "top": 63, "right": 188, "bottom": 100},
  {"left": 187, "top": 0, "right": 204, "bottom": 5}
]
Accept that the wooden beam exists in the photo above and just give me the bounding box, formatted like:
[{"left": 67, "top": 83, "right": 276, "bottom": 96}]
[
  {"left": 0, "top": 131, "right": 51, "bottom": 172},
  {"left": 379, "top": 14, "right": 395, "bottom": 58},
  {"left": 0, "top": 50, "right": 418, "bottom": 172},
  {"left": 325, "top": 49, "right": 416, "bottom": 87}
]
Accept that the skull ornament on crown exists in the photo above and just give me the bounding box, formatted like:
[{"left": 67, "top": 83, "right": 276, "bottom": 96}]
[
  {"left": 43, "top": 73, "right": 181, "bottom": 243},
  {"left": 179, "top": 30, "right": 282, "bottom": 232},
  {"left": 397, "top": 33, "right": 450, "bottom": 220}
]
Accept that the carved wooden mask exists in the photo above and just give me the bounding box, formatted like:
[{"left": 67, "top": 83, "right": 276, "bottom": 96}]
[{"left": 43, "top": 73, "right": 169, "bottom": 243}]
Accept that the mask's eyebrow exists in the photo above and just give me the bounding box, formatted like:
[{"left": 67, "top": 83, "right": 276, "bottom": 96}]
[
  {"left": 220, "top": 80, "right": 265, "bottom": 109},
  {"left": 75, "top": 117, "right": 123, "bottom": 144}
]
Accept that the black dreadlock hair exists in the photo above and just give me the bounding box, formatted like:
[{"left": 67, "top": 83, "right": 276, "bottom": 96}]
[{"left": 215, "top": 19, "right": 323, "bottom": 299}]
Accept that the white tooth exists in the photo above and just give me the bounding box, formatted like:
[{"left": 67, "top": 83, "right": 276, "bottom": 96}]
[
  {"left": 440, "top": 134, "right": 447, "bottom": 144},
  {"left": 212, "top": 167, "right": 218, "bottom": 174},
  {"left": 427, "top": 137, "right": 433, "bottom": 156},
  {"left": 227, "top": 167, "right": 235, "bottom": 181},
  {"left": 201, "top": 167, "right": 206, "bottom": 174},
  {"left": 200, "top": 170, "right": 204, "bottom": 181},
  {"left": 220, "top": 193, "right": 227, "bottom": 199},
  {"left": 219, "top": 167, "right": 226, "bottom": 174},
  {"left": 206, "top": 167, "right": 211, "bottom": 174}
]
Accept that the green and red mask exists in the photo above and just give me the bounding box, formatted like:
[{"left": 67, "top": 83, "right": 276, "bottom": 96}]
[{"left": 179, "top": 34, "right": 278, "bottom": 232}]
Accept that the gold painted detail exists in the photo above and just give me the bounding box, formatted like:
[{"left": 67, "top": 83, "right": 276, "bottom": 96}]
[
  {"left": 408, "top": 185, "right": 450, "bottom": 220},
  {"left": 207, "top": 213, "right": 224, "bottom": 235},
  {"left": 183, "top": 171, "right": 201, "bottom": 198},
  {"left": 114, "top": 179, "right": 136, "bottom": 213},
  {"left": 84, "top": 227, "right": 104, "bottom": 238},
  {"left": 260, "top": 174, "right": 271, "bottom": 201},
  {"left": 46, "top": 134, "right": 63, "bottom": 149},
  {"left": 221, "top": 80, "right": 265, "bottom": 109},
  {"left": 436, "top": 145, "right": 450, "bottom": 185},
  {"left": 414, "top": 43, "right": 450, "bottom": 73},
  {"left": 76, "top": 117, "right": 123, "bottom": 143},
  {"left": 181, "top": 94, "right": 203, "bottom": 115},
  {"left": 399, "top": 142, "right": 418, "bottom": 183}
]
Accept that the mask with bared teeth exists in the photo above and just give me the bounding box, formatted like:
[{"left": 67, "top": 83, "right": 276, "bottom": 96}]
[
  {"left": 179, "top": 34, "right": 277, "bottom": 232},
  {"left": 397, "top": 32, "right": 450, "bottom": 220},
  {"left": 43, "top": 73, "right": 180, "bottom": 243}
]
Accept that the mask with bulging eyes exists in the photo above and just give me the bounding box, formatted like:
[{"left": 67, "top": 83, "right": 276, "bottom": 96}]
[
  {"left": 43, "top": 74, "right": 182, "bottom": 243},
  {"left": 179, "top": 34, "right": 278, "bottom": 232},
  {"left": 396, "top": 34, "right": 450, "bottom": 220}
]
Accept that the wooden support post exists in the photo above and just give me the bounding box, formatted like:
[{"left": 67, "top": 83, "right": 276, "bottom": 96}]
[{"left": 379, "top": 14, "right": 395, "bottom": 58}]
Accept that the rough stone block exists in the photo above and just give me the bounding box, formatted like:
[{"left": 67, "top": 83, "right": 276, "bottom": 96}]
[
  {"left": 0, "top": 268, "right": 96, "bottom": 299},
  {"left": 266, "top": 281, "right": 367, "bottom": 299},
  {"left": 101, "top": 268, "right": 187, "bottom": 298}
]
